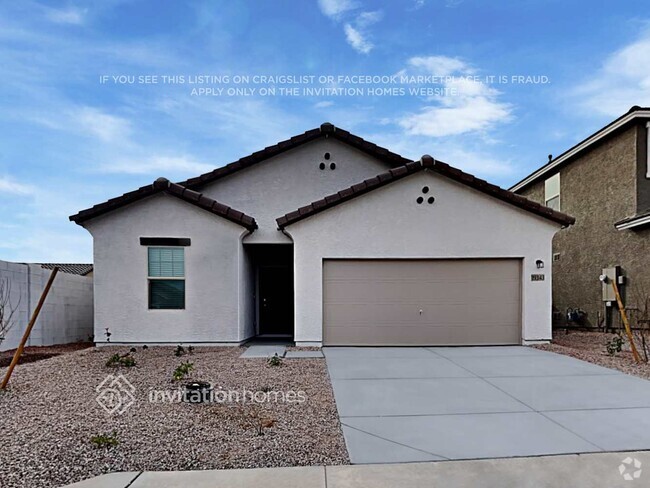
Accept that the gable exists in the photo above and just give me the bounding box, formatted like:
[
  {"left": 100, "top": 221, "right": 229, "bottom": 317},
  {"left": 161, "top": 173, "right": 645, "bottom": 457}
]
[
  {"left": 278, "top": 156, "right": 575, "bottom": 229},
  {"left": 201, "top": 138, "right": 394, "bottom": 243},
  {"left": 285, "top": 171, "right": 565, "bottom": 248},
  {"left": 82, "top": 192, "right": 249, "bottom": 238}
]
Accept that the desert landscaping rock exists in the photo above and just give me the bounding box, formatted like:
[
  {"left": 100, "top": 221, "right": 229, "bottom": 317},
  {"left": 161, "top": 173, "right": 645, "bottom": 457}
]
[
  {"left": 534, "top": 331, "right": 650, "bottom": 380},
  {"left": 0, "top": 346, "right": 348, "bottom": 488}
]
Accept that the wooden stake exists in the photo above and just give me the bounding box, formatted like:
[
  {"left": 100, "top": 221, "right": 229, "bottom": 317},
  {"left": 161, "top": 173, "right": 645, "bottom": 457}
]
[
  {"left": 1, "top": 267, "right": 59, "bottom": 389},
  {"left": 611, "top": 278, "right": 641, "bottom": 363}
]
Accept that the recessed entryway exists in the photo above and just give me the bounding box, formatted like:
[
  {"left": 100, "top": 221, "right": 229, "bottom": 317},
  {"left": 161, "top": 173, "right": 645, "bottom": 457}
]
[{"left": 245, "top": 244, "right": 294, "bottom": 339}]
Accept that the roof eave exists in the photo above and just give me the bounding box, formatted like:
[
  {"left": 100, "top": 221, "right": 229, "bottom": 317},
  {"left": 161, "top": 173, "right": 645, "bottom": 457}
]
[{"left": 510, "top": 108, "right": 650, "bottom": 193}]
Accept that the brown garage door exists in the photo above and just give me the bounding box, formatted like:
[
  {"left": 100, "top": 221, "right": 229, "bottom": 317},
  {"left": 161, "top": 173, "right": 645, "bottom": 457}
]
[{"left": 323, "top": 259, "right": 521, "bottom": 346}]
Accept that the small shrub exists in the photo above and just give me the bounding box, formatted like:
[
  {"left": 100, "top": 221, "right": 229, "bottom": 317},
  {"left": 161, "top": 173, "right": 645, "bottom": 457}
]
[
  {"left": 174, "top": 344, "right": 186, "bottom": 357},
  {"left": 173, "top": 361, "right": 194, "bottom": 381},
  {"left": 106, "top": 352, "right": 136, "bottom": 368},
  {"left": 606, "top": 333, "right": 625, "bottom": 356},
  {"left": 267, "top": 353, "right": 283, "bottom": 367},
  {"left": 238, "top": 405, "right": 276, "bottom": 436},
  {"left": 90, "top": 432, "right": 119, "bottom": 448},
  {"left": 120, "top": 355, "right": 136, "bottom": 367}
]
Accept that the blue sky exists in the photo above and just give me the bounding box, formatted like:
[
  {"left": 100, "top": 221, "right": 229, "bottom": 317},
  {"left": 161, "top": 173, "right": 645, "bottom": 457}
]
[{"left": 0, "top": 0, "right": 649, "bottom": 262}]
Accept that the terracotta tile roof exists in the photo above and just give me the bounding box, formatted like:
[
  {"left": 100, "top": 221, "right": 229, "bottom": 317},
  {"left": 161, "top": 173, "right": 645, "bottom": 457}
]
[
  {"left": 39, "top": 263, "right": 93, "bottom": 275},
  {"left": 179, "top": 122, "right": 412, "bottom": 189},
  {"left": 276, "top": 155, "right": 576, "bottom": 229},
  {"left": 70, "top": 178, "right": 257, "bottom": 231}
]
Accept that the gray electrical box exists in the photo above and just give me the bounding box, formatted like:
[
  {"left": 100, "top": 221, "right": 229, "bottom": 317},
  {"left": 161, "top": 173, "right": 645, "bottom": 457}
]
[{"left": 601, "top": 266, "right": 621, "bottom": 302}]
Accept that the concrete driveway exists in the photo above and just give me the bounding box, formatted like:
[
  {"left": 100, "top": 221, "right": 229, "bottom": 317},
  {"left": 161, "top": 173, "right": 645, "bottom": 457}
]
[{"left": 324, "top": 346, "right": 650, "bottom": 464}]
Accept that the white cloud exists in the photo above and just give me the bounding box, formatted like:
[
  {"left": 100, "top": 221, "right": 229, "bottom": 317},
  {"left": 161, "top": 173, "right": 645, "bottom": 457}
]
[
  {"left": 343, "top": 10, "right": 382, "bottom": 54},
  {"left": 318, "top": 0, "right": 357, "bottom": 19},
  {"left": 344, "top": 24, "right": 373, "bottom": 54},
  {"left": 356, "top": 10, "right": 382, "bottom": 27},
  {"left": 45, "top": 7, "right": 86, "bottom": 25},
  {"left": 27, "top": 106, "right": 132, "bottom": 143},
  {"left": 317, "top": 1, "right": 381, "bottom": 54},
  {"left": 75, "top": 107, "right": 131, "bottom": 143},
  {"left": 314, "top": 100, "right": 334, "bottom": 108},
  {"left": 408, "top": 56, "right": 472, "bottom": 77},
  {"left": 0, "top": 176, "right": 35, "bottom": 196},
  {"left": 399, "top": 55, "right": 512, "bottom": 137},
  {"left": 100, "top": 155, "right": 214, "bottom": 176},
  {"left": 573, "top": 30, "right": 650, "bottom": 116}
]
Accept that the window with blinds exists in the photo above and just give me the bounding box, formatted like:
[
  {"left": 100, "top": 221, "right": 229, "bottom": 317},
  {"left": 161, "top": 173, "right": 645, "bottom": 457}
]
[
  {"left": 544, "top": 173, "right": 560, "bottom": 211},
  {"left": 148, "top": 247, "right": 185, "bottom": 309}
]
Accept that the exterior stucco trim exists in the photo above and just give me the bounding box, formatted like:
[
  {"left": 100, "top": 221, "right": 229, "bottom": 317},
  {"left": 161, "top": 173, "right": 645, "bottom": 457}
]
[{"left": 615, "top": 211, "right": 650, "bottom": 230}]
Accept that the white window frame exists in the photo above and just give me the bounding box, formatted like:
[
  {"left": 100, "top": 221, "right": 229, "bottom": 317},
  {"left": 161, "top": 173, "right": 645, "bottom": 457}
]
[
  {"left": 147, "top": 246, "right": 185, "bottom": 310},
  {"left": 646, "top": 121, "right": 650, "bottom": 178},
  {"left": 544, "top": 173, "right": 561, "bottom": 211}
]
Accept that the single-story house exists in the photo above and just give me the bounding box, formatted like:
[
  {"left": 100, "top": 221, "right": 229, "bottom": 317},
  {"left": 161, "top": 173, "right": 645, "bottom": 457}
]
[{"left": 70, "top": 123, "right": 574, "bottom": 346}]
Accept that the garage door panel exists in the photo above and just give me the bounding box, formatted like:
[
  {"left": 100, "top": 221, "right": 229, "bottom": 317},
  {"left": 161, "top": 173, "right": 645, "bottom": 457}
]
[
  {"left": 325, "top": 300, "right": 520, "bottom": 327},
  {"left": 326, "top": 279, "right": 519, "bottom": 303},
  {"left": 323, "top": 259, "right": 521, "bottom": 346},
  {"left": 324, "top": 324, "right": 521, "bottom": 346}
]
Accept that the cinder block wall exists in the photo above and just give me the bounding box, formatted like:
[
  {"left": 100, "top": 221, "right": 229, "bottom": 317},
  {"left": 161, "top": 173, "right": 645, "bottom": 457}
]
[{"left": 0, "top": 261, "right": 94, "bottom": 351}]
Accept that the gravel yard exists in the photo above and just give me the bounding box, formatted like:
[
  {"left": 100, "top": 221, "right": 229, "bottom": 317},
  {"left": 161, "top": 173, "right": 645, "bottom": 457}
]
[
  {"left": 0, "top": 342, "right": 92, "bottom": 367},
  {"left": 534, "top": 331, "right": 650, "bottom": 380},
  {"left": 0, "top": 346, "right": 348, "bottom": 488}
]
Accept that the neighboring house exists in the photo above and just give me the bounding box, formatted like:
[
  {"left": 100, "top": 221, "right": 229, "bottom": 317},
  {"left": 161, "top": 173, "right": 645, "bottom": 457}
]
[
  {"left": 0, "top": 261, "right": 94, "bottom": 351},
  {"left": 511, "top": 106, "right": 650, "bottom": 328},
  {"left": 70, "top": 123, "right": 573, "bottom": 346}
]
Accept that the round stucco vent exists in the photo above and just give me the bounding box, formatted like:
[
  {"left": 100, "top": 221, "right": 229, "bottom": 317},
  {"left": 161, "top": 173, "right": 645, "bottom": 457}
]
[
  {"left": 427, "top": 197, "right": 435, "bottom": 204},
  {"left": 330, "top": 162, "right": 336, "bottom": 170},
  {"left": 416, "top": 196, "right": 424, "bottom": 204},
  {"left": 422, "top": 186, "right": 429, "bottom": 194},
  {"left": 324, "top": 152, "right": 331, "bottom": 160},
  {"left": 319, "top": 162, "right": 326, "bottom": 170}
]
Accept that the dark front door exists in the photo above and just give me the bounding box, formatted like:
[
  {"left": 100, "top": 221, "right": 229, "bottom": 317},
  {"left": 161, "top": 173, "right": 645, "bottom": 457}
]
[{"left": 258, "top": 265, "right": 293, "bottom": 336}]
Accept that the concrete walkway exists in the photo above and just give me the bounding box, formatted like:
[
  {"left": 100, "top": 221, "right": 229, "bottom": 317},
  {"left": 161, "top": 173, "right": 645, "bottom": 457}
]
[
  {"left": 325, "top": 346, "right": 650, "bottom": 463},
  {"left": 64, "top": 451, "right": 650, "bottom": 487}
]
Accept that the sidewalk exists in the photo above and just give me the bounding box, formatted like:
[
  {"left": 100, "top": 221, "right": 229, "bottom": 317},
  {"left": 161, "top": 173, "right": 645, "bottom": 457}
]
[{"left": 64, "top": 450, "right": 649, "bottom": 488}]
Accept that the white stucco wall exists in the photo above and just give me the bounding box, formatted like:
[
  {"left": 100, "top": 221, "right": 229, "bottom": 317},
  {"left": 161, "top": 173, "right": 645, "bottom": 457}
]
[
  {"left": 201, "top": 138, "right": 392, "bottom": 243},
  {"left": 85, "top": 194, "right": 248, "bottom": 344},
  {"left": 0, "top": 261, "right": 93, "bottom": 351},
  {"left": 284, "top": 170, "right": 562, "bottom": 345}
]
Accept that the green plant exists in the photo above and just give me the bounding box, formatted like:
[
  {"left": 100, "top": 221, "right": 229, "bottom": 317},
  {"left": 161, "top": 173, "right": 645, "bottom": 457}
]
[
  {"left": 606, "top": 333, "right": 624, "bottom": 356},
  {"left": 174, "top": 344, "right": 186, "bottom": 357},
  {"left": 106, "top": 352, "right": 136, "bottom": 368},
  {"left": 173, "top": 361, "right": 194, "bottom": 381},
  {"left": 267, "top": 353, "right": 283, "bottom": 367},
  {"left": 90, "top": 432, "right": 119, "bottom": 448}
]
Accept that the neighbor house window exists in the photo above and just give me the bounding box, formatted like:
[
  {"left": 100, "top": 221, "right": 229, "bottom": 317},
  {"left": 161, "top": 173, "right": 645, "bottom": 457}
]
[
  {"left": 544, "top": 173, "right": 560, "bottom": 211},
  {"left": 148, "top": 247, "right": 185, "bottom": 309}
]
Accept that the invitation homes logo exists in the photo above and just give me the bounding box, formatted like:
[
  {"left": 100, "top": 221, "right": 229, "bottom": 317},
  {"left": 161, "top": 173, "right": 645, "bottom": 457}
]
[
  {"left": 95, "top": 374, "right": 136, "bottom": 415},
  {"left": 619, "top": 457, "right": 642, "bottom": 481},
  {"left": 95, "top": 374, "right": 306, "bottom": 415}
]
